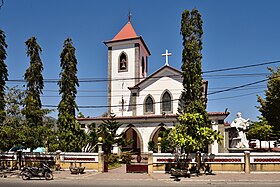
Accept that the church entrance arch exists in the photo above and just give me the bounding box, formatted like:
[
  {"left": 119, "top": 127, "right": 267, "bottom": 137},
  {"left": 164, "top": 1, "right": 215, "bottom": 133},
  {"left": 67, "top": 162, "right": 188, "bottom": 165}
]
[
  {"left": 122, "top": 125, "right": 143, "bottom": 154},
  {"left": 149, "top": 124, "right": 169, "bottom": 145}
]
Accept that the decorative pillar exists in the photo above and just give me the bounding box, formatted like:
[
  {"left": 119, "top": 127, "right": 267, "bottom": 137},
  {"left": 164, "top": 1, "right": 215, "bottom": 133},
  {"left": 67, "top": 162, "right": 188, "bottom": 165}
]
[
  {"left": 148, "top": 151, "right": 153, "bottom": 174},
  {"left": 98, "top": 137, "right": 103, "bottom": 152},
  {"left": 244, "top": 151, "right": 250, "bottom": 174},
  {"left": 97, "top": 137, "right": 104, "bottom": 172},
  {"left": 55, "top": 150, "right": 61, "bottom": 170},
  {"left": 157, "top": 137, "right": 162, "bottom": 153}
]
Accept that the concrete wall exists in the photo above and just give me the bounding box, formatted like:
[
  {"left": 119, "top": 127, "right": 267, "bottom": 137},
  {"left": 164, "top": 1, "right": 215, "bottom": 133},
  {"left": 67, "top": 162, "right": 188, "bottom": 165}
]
[{"left": 151, "top": 152, "right": 280, "bottom": 173}]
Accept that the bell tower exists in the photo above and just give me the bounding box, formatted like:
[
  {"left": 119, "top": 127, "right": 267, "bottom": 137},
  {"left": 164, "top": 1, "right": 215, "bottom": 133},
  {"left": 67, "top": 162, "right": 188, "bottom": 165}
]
[{"left": 104, "top": 20, "right": 151, "bottom": 116}]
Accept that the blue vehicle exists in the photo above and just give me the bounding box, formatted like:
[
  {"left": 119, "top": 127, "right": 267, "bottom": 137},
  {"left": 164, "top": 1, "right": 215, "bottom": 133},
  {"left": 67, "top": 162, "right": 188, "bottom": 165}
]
[{"left": 8, "top": 146, "right": 46, "bottom": 153}]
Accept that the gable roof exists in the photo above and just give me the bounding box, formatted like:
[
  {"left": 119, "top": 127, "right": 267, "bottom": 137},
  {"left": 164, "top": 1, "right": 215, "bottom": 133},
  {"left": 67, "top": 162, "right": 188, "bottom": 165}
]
[
  {"left": 129, "top": 65, "right": 208, "bottom": 91},
  {"left": 112, "top": 21, "right": 138, "bottom": 41},
  {"left": 129, "top": 65, "right": 182, "bottom": 90}
]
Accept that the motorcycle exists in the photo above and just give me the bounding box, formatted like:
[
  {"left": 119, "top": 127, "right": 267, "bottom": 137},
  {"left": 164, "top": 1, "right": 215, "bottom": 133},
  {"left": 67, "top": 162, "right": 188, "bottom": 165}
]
[{"left": 21, "top": 163, "right": 53, "bottom": 180}]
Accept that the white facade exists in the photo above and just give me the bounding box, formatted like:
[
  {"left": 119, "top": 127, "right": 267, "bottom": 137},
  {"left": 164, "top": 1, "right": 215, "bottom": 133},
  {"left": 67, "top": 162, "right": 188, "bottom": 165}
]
[
  {"left": 134, "top": 67, "right": 183, "bottom": 116},
  {"left": 110, "top": 43, "right": 136, "bottom": 116},
  {"left": 78, "top": 21, "right": 229, "bottom": 154}
]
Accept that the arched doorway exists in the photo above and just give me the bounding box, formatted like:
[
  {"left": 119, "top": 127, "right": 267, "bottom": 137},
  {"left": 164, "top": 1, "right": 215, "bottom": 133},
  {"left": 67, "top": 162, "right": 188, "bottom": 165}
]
[
  {"left": 122, "top": 126, "right": 142, "bottom": 154},
  {"left": 150, "top": 124, "right": 168, "bottom": 143},
  {"left": 149, "top": 124, "right": 170, "bottom": 152}
]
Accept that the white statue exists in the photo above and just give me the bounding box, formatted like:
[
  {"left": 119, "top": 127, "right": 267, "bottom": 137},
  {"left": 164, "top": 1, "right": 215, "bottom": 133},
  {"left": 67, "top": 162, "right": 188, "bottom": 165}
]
[{"left": 230, "top": 112, "right": 250, "bottom": 148}]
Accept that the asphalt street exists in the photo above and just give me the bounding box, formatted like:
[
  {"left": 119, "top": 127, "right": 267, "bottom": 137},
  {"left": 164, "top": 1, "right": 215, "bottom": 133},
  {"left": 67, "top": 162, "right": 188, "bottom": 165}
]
[
  {"left": 1, "top": 178, "right": 280, "bottom": 187},
  {"left": 1, "top": 165, "right": 280, "bottom": 187}
]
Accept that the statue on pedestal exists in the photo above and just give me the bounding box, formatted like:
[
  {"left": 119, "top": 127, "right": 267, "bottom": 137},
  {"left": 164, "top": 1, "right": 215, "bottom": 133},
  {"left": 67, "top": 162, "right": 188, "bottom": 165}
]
[{"left": 230, "top": 112, "right": 250, "bottom": 148}]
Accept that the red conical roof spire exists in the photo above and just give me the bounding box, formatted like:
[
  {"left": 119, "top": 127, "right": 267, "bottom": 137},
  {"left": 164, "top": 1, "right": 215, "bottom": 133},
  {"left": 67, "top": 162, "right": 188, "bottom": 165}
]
[{"left": 112, "top": 21, "right": 138, "bottom": 41}]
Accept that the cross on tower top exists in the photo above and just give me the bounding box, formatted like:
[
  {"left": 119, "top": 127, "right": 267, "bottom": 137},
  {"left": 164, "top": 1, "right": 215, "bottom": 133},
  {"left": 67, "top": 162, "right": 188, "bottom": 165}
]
[
  {"left": 162, "top": 49, "right": 172, "bottom": 66},
  {"left": 128, "top": 8, "right": 132, "bottom": 22}
]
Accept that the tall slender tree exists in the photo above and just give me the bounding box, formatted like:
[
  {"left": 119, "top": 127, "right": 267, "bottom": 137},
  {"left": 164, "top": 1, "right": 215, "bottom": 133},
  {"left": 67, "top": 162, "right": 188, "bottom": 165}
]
[
  {"left": 22, "top": 37, "right": 45, "bottom": 150},
  {"left": 0, "top": 29, "right": 8, "bottom": 123},
  {"left": 22, "top": 37, "right": 44, "bottom": 127},
  {"left": 57, "top": 38, "right": 86, "bottom": 151},
  {"left": 179, "top": 9, "right": 207, "bottom": 122},
  {"left": 169, "top": 9, "right": 222, "bottom": 157}
]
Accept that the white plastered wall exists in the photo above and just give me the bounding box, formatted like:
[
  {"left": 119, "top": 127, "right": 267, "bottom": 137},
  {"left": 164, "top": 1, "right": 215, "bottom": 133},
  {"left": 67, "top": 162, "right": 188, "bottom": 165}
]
[
  {"left": 110, "top": 44, "right": 135, "bottom": 116},
  {"left": 136, "top": 72, "right": 183, "bottom": 116}
]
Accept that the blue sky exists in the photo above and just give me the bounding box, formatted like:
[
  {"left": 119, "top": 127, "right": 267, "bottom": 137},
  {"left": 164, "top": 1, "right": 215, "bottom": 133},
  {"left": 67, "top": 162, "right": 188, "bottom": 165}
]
[{"left": 1, "top": 0, "right": 280, "bottom": 123}]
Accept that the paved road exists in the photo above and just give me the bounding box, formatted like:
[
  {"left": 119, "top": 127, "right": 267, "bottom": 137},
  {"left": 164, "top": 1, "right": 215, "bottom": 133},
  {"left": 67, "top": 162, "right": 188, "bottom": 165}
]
[
  {"left": 1, "top": 165, "right": 280, "bottom": 187},
  {"left": 1, "top": 178, "right": 280, "bottom": 187}
]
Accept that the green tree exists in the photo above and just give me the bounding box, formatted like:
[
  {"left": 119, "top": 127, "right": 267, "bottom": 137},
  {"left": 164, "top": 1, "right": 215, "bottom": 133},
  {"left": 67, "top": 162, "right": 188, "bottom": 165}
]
[
  {"left": 158, "top": 128, "right": 173, "bottom": 153},
  {"left": 22, "top": 37, "right": 45, "bottom": 150},
  {"left": 168, "top": 9, "right": 223, "bottom": 156},
  {"left": 257, "top": 67, "right": 280, "bottom": 137},
  {"left": 179, "top": 9, "right": 207, "bottom": 121},
  {"left": 22, "top": 37, "right": 44, "bottom": 127},
  {"left": 0, "top": 29, "right": 8, "bottom": 123},
  {"left": 0, "top": 86, "right": 25, "bottom": 151},
  {"left": 148, "top": 140, "right": 156, "bottom": 152},
  {"left": 40, "top": 116, "right": 57, "bottom": 152},
  {"left": 83, "top": 122, "right": 98, "bottom": 152},
  {"left": 57, "top": 38, "right": 86, "bottom": 152},
  {"left": 168, "top": 113, "right": 223, "bottom": 152},
  {"left": 97, "top": 114, "right": 124, "bottom": 156},
  {"left": 248, "top": 117, "right": 273, "bottom": 149}
]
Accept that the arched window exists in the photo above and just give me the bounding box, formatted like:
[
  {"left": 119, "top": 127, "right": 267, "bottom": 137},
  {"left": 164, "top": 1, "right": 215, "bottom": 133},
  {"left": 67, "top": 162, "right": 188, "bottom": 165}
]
[
  {"left": 119, "top": 52, "right": 128, "bottom": 71},
  {"left": 144, "top": 95, "right": 154, "bottom": 114},
  {"left": 141, "top": 57, "right": 145, "bottom": 75},
  {"left": 162, "top": 91, "right": 171, "bottom": 112}
]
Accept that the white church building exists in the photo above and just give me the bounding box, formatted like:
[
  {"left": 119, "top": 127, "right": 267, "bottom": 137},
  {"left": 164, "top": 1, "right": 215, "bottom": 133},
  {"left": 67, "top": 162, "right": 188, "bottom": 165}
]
[{"left": 77, "top": 20, "right": 229, "bottom": 154}]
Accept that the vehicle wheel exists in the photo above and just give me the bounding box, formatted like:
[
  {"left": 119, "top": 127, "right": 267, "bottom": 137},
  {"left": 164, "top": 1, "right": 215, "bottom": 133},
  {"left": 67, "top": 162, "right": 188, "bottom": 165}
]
[
  {"left": 21, "top": 171, "right": 31, "bottom": 180},
  {"left": 45, "top": 172, "right": 53, "bottom": 180}
]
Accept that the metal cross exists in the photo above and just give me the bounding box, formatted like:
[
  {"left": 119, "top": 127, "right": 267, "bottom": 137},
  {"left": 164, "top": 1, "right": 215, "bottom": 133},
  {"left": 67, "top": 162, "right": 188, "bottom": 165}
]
[
  {"left": 128, "top": 8, "right": 132, "bottom": 22},
  {"left": 119, "top": 96, "right": 126, "bottom": 116},
  {"left": 162, "top": 49, "right": 172, "bottom": 66}
]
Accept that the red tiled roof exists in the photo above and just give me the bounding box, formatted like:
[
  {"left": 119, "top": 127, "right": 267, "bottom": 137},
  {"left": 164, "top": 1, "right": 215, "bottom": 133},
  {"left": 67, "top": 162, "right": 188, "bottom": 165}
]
[{"left": 112, "top": 21, "right": 138, "bottom": 41}]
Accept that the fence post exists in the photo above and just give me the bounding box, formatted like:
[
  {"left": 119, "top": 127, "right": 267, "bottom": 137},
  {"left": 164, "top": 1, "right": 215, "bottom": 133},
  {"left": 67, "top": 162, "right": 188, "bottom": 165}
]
[
  {"left": 55, "top": 150, "right": 61, "bottom": 170},
  {"left": 148, "top": 151, "right": 153, "bottom": 174},
  {"left": 98, "top": 151, "right": 104, "bottom": 172},
  {"left": 244, "top": 151, "right": 250, "bottom": 174}
]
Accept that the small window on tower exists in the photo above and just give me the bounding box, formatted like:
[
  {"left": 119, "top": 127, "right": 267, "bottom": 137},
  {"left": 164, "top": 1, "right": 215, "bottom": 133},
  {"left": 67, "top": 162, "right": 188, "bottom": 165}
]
[
  {"left": 141, "top": 57, "right": 145, "bottom": 76},
  {"left": 119, "top": 52, "right": 128, "bottom": 71}
]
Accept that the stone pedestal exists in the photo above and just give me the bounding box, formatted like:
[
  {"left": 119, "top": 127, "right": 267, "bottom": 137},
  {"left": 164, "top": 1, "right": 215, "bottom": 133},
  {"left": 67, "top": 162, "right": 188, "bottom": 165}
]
[{"left": 231, "top": 137, "right": 242, "bottom": 148}]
